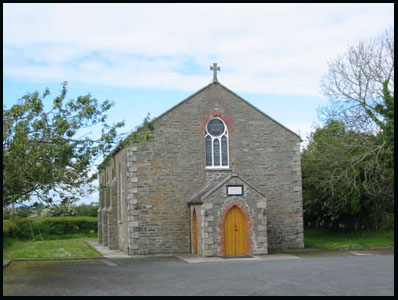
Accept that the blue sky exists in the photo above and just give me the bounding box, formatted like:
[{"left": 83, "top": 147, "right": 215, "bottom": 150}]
[{"left": 3, "top": 3, "right": 394, "bottom": 204}]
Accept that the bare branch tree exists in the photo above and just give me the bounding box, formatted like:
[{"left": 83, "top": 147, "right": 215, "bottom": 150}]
[{"left": 320, "top": 28, "right": 394, "bottom": 133}]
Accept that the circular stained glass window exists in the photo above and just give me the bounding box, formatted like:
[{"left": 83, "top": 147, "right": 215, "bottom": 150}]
[{"left": 207, "top": 118, "right": 225, "bottom": 136}]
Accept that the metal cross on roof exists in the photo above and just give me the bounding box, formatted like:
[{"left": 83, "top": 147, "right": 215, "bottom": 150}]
[{"left": 210, "top": 63, "right": 220, "bottom": 82}]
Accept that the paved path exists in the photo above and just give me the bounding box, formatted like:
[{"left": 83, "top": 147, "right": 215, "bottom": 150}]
[
  {"left": 87, "top": 239, "right": 301, "bottom": 262},
  {"left": 3, "top": 248, "right": 394, "bottom": 296},
  {"left": 86, "top": 240, "right": 393, "bottom": 262},
  {"left": 86, "top": 241, "right": 129, "bottom": 258}
]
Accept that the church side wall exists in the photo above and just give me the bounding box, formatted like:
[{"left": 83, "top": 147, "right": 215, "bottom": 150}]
[
  {"left": 100, "top": 166, "right": 112, "bottom": 247},
  {"left": 98, "top": 148, "right": 129, "bottom": 254},
  {"left": 114, "top": 148, "right": 129, "bottom": 253},
  {"left": 98, "top": 174, "right": 104, "bottom": 244},
  {"left": 126, "top": 135, "right": 202, "bottom": 254}
]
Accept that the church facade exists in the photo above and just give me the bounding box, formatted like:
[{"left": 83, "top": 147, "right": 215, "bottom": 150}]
[{"left": 98, "top": 66, "right": 304, "bottom": 256}]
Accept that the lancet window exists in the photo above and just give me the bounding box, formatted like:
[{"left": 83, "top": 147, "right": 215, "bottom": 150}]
[{"left": 205, "top": 117, "right": 229, "bottom": 168}]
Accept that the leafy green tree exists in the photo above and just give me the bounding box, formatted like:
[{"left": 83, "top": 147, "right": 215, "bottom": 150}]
[
  {"left": 3, "top": 82, "right": 125, "bottom": 207},
  {"left": 376, "top": 80, "right": 394, "bottom": 149},
  {"left": 306, "top": 28, "right": 394, "bottom": 231},
  {"left": 302, "top": 119, "right": 393, "bottom": 230}
]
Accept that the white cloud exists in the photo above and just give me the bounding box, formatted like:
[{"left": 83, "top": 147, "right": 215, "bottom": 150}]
[
  {"left": 284, "top": 122, "right": 321, "bottom": 150},
  {"left": 3, "top": 3, "right": 394, "bottom": 96}
]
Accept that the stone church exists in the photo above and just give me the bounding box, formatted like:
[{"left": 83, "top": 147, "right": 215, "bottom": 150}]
[{"left": 98, "top": 64, "right": 304, "bottom": 256}]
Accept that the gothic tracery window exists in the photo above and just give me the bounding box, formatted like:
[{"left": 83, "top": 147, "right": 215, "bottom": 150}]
[{"left": 205, "top": 117, "right": 229, "bottom": 168}]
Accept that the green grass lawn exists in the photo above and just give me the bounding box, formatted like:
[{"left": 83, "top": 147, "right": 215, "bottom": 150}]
[
  {"left": 4, "top": 226, "right": 394, "bottom": 265},
  {"left": 3, "top": 236, "right": 102, "bottom": 265},
  {"left": 304, "top": 228, "right": 394, "bottom": 250},
  {"left": 3, "top": 217, "right": 100, "bottom": 265}
]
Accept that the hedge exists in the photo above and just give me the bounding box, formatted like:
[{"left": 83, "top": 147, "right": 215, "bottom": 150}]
[{"left": 3, "top": 217, "right": 98, "bottom": 240}]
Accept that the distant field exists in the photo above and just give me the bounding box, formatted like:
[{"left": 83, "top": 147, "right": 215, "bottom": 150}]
[{"left": 304, "top": 228, "right": 394, "bottom": 249}]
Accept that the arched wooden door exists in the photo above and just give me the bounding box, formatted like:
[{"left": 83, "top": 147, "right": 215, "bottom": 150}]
[
  {"left": 224, "top": 206, "right": 247, "bottom": 256},
  {"left": 192, "top": 209, "right": 198, "bottom": 254}
]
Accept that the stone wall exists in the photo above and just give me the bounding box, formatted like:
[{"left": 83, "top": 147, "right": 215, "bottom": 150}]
[
  {"left": 152, "top": 83, "right": 303, "bottom": 251},
  {"left": 102, "top": 186, "right": 109, "bottom": 246},
  {"left": 99, "top": 82, "right": 304, "bottom": 254},
  {"left": 107, "top": 179, "right": 118, "bottom": 249},
  {"left": 98, "top": 150, "right": 129, "bottom": 253},
  {"left": 198, "top": 176, "right": 268, "bottom": 257},
  {"left": 97, "top": 188, "right": 104, "bottom": 244},
  {"left": 115, "top": 148, "right": 129, "bottom": 253}
]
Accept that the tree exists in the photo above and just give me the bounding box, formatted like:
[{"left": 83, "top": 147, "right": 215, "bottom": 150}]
[
  {"left": 302, "top": 120, "right": 393, "bottom": 230},
  {"left": 320, "top": 28, "right": 394, "bottom": 134},
  {"left": 307, "top": 28, "right": 395, "bottom": 230},
  {"left": 3, "top": 82, "right": 125, "bottom": 207}
]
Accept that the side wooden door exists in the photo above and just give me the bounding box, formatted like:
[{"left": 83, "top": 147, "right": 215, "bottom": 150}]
[
  {"left": 224, "top": 206, "right": 247, "bottom": 256},
  {"left": 192, "top": 209, "right": 198, "bottom": 254}
]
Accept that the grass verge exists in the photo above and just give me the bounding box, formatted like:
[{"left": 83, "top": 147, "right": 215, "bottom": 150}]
[
  {"left": 3, "top": 235, "right": 102, "bottom": 265},
  {"left": 304, "top": 228, "right": 394, "bottom": 250}
]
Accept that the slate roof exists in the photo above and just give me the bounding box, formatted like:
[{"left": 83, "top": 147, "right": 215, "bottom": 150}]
[{"left": 188, "top": 175, "right": 231, "bottom": 204}]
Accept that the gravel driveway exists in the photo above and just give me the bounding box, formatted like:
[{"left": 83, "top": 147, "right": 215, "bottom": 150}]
[{"left": 3, "top": 249, "right": 394, "bottom": 296}]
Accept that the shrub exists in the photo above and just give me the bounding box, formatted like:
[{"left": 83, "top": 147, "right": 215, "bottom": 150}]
[
  {"left": 75, "top": 204, "right": 99, "bottom": 217},
  {"left": 39, "top": 203, "right": 78, "bottom": 217},
  {"left": 3, "top": 217, "right": 97, "bottom": 240},
  {"left": 38, "top": 203, "right": 99, "bottom": 217}
]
